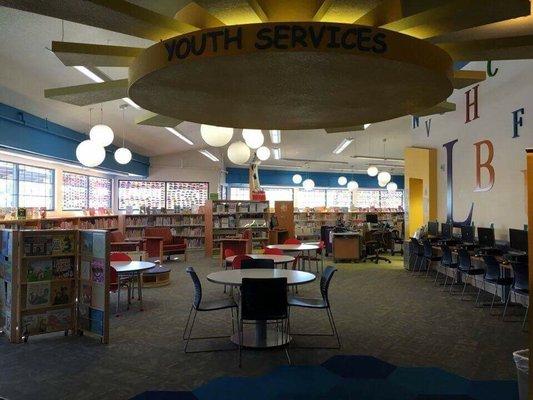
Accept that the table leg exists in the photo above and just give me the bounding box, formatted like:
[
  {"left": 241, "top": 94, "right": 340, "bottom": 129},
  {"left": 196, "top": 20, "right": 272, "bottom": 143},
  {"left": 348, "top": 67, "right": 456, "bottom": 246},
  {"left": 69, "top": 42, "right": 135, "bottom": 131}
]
[{"left": 138, "top": 272, "right": 144, "bottom": 311}]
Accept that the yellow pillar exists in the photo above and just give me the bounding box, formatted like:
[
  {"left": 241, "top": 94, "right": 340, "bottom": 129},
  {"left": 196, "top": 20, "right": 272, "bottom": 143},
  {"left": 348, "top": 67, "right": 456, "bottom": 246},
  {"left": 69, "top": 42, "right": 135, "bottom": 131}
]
[
  {"left": 404, "top": 147, "right": 438, "bottom": 237},
  {"left": 525, "top": 150, "right": 533, "bottom": 336}
]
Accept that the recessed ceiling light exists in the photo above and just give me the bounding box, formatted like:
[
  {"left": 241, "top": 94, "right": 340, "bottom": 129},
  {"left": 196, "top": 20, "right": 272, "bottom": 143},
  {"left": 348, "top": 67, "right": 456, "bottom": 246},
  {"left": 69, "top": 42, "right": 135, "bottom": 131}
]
[
  {"left": 269, "top": 130, "right": 281, "bottom": 144},
  {"left": 73, "top": 66, "right": 104, "bottom": 83},
  {"left": 272, "top": 148, "right": 281, "bottom": 159},
  {"left": 199, "top": 149, "right": 219, "bottom": 162},
  {"left": 332, "top": 138, "right": 353, "bottom": 154},
  {"left": 165, "top": 127, "right": 193, "bottom": 145}
]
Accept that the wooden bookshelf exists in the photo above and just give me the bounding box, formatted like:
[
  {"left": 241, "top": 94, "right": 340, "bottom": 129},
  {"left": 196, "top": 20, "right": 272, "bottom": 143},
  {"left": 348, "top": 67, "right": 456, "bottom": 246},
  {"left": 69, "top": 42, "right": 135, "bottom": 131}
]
[
  {"left": 0, "top": 215, "right": 119, "bottom": 231},
  {"left": 119, "top": 213, "right": 205, "bottom": 250},
  {"left": 204, "top": 200, "right": 270, "bottom": 257}
]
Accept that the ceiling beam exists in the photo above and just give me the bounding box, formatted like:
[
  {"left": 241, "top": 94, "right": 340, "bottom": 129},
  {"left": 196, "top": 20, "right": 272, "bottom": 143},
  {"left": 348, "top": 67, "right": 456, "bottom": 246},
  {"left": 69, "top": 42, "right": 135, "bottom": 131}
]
[
  {"left": 0, "top": 0, "right": 199, "bottom": 41},
  {"left": 174, "top": 1, "right": 226, "bottom": 29},
  {"left": 251, "top": 0, "right": 327, "bottom": 22},
  {"left": 438, "top": 34, "right": 533, "bottom": 61},
  {"left": 246, "top": 0, "right": 269, "bottom": 22},
  {"left": 451, "top": 70, "right": 486, "bottom": 89},
  {"left": 355, "top": 0, "right": 530, "bottom": 40},
  {"left": 325, "top": 125, "right": 366, "bottom": 134},
  {"left": 193, "top": 0, "right": 263, "bottom": 25},
  {"left": 412, "top": 101, "right": 456, "bottom": 117},
  {"left": 44, "top": 79, "right": 128, "bottom": 106},
  {"left": 135, "top": 112, "right": 183, "bottom": 127},
  {"left": 52, "top": 41, "right": 143, "bottom": 67}
]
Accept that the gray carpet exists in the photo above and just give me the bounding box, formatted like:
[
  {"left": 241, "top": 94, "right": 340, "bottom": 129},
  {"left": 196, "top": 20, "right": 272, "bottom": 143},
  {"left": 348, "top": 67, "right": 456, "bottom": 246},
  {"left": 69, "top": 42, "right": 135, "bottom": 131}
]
[{"left": 0, "top": 253, "right": 527, "bottom": 400}]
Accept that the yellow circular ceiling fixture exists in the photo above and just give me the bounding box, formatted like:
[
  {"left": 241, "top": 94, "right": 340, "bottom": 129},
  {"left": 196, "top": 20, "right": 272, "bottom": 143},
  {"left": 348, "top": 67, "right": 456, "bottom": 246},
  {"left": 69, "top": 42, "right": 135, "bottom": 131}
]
[{"left": 129, "top": 22, "right": 453, "bottom": 130}]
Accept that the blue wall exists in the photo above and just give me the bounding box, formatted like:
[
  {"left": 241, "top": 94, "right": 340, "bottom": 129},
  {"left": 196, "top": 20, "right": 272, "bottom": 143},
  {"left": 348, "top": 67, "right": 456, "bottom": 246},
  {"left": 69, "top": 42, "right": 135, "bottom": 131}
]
[
  {"left": 227, "top": 167, "right": 404, "bottom": 189},
  {"left": 0, "top": 103, "right": 149, "bottom": 176}
]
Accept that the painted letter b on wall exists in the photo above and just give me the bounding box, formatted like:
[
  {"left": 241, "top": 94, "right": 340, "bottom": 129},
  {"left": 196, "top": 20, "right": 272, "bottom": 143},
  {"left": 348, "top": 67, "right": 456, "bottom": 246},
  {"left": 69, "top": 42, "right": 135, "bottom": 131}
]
[{"left": 474, "top": 140, "right": 494, "bottom": 192}]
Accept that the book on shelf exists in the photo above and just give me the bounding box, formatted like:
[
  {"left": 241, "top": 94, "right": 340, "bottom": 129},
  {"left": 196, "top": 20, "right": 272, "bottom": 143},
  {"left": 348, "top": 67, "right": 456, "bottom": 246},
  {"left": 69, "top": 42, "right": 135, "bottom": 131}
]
[
  {"left": 47, "top": 308, "right": 71, "bottom": 332},
  {"left": 27, "top": 259, "right": 52, "bottom": 282},
  {"left": 50, "top": 281, "right": 71, "bottom": 306},
  {"left": 52, "top": 258, "right": 74, "bottom": 280},
  {"left": 26, "top": 281, "right": 51, "bottom": 310},
  {"left": 22, "top": 313, "right": 48, "bottom": 335}
]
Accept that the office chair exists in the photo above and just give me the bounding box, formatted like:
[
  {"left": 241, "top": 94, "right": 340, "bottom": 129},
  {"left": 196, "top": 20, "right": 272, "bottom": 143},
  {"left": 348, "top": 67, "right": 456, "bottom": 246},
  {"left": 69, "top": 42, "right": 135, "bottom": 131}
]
[{"left": 363, "top": 230, "right": 391, "bottom": 264}]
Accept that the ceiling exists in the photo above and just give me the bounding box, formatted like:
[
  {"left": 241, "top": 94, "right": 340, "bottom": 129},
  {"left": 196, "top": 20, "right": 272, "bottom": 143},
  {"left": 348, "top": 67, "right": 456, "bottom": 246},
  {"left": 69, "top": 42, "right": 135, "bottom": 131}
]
[{"left": 0, "top": 2, "right": 532, "bottom": 170}]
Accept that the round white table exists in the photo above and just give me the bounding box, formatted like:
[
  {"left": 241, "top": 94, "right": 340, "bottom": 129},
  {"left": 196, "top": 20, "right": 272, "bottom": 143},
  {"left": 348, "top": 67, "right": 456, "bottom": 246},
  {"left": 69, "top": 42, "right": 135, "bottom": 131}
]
[
  {"left": 224, "top": 254, "right": 295, "bottom": 267},
  {"left": 111, "top": 261, "right": 155, "bottom": 311},
  {"left": 207, "top": 269, "right": 316, "bottom": 348},
  {"left": 266, "top": 244, "right": 319, "bottom": 271}
]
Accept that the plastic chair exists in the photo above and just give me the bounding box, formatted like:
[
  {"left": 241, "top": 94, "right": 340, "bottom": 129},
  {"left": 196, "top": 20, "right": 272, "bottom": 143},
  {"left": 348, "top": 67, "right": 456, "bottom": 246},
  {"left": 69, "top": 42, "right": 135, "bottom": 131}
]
[
  {"left": 502, "top": 262, "right": 529, "bottom": 330},
  {"left": 109, "top": 252, "right": 133, "bottom": 314},
  {"left": 434, "top": 244, "right": 458, "bottom": 289},
  {"left": 475, "top": 255, "right": 513, "bottom": 312},
  {"left": 284, "top": 238, "right": 301, "bottom": 245},
  {"left": 110, "top": 252, "right": 132, "bottom": 262},
  {"left": 423, "top": 239, "right": 441, "bottom": 278},
  {"left": 224, "top": 248, "right": 235, "bottom": 269},
  {"left": 301, "top": 240, "right": 325, "bottom": 273},
  {"left": 264, "top": 247, "right": 283, "bottom": 255},
  {"left": 241, "top": 258, "right": 275, "bottom": 269},
  {"left": 456, "top": 248, "right": 484, "bottom": 299},
  {"left": 288, "top": 266, "right": 340, "bottom": 349},
  {"left": 231, "top": 254, "right": 253, "bottom": 270},
  {"left": 238, "top": 278, "right": 289, "bottom": 366},
  {"left": 183, "top": 267, "right": 237, "bottom": 353}
]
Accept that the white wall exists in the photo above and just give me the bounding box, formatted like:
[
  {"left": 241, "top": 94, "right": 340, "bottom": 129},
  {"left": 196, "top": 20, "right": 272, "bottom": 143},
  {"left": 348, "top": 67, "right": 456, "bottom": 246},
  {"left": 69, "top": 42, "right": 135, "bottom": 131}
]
[
  {"left": 410, "top": 60, "right": 533, "bottom": 239},
  {"left": 148, "top": 149, "right": 226, "bottom": 196}
]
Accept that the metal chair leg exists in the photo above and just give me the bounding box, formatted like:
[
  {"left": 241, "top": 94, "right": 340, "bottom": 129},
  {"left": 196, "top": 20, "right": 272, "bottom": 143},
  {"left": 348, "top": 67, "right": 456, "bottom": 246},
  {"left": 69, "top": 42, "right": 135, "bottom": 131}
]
[
  {"left": 461, "top": 276, "right": 469, "bottom": 300},
  {"left": 475, "top": 280, "right": 485, "bottom": 307},
  {"left": 522, "top": 306, "right": 528, "bottom": 331},
  {"left": 433, "top": 267, "right": 441, "bottom": 286},
  {"left": 489, "top": 287, "right": 498, "bottom": 314},
  {"left": 183, "top": 309, "right": 198, "bottom": 353},
  {"left": 326, "top": 307, "right": 341, "bottom": 349},
  {"left": 502, "top": 290, "right": 512, "bottom": 321},
  {"left": 182, "top": 306, "right": 194, "bottom": 340}
]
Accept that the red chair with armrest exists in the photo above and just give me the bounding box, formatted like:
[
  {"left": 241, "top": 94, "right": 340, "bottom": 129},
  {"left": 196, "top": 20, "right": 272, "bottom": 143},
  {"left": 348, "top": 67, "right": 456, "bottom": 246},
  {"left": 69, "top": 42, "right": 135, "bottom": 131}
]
[
  {"left": 109, "top": 231, "right": 145, "bottom": 253},
  {"left": 144, "top": 227, "right": 187, "bottom": 261},
  {"left": 109, "top": 252, "right": 133, "bottom": 315},
  {"left": 264, "top": 247, "right": 283, "bottom": 255},
  {"left": 284, "top": 238, "right": 301, "bottom": 245}
]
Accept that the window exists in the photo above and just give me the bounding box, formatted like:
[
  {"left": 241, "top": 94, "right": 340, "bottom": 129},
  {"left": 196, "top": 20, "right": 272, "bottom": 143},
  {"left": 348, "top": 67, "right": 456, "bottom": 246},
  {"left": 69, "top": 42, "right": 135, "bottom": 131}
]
[
  {"left": 326, "top": 189, "right": 352, "bottom": 208},
  {"left": 166, "top": 182, "right": 208, "bottom": 210},
  {"left": 354, "top": 190, "right": 381, "bottom": 209},
  {"left": 88, "top": 176, "right": 112, "bottom": 209},
  {"left": 18, "top": 164, "right": 54, "bottom": 210},
  {"left": 62, "top": 172, "right": 88, "bottom": 210},
  {"left": 229, "top": 187, "right": 249, "bottom": 201},
  {"left": 295, "top": 188, "right": 326, "bottom": 208},
  {"left": 0, "top": 161, "right": 16, "bottom": 208},
  {"left": 264, "top": 186, "right": 293, "bottom": 208},
  {"left": 380, "top": 190, "right": 404, "bottom": 209},
  {"left": 62, "top": 172, "right": 112, "bottom": 210}
]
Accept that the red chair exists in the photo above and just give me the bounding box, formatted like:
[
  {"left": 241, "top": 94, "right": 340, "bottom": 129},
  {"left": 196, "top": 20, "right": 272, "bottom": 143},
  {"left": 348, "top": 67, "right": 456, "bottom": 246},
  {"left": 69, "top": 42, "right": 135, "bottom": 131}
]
[
  {"left": 109, "top": 252, "right": 132, "bottom": 315},
  {"left": 264, "top": 247, "right": 283, "bottom": 255},
  {"left": 144, "top": 227, "right": 187, "bottom": 261},
  {"left": 284, "top": 238, "right": 301, "bottom": 245},
  {"left": 232, "top": 254, "right": 253, "bottom": 270},
  {"left": 224, "top": 248, "right": 236, "bottom": 270},
  {"left": 109, "top": 231, "right": 144, "bottom": 253}
]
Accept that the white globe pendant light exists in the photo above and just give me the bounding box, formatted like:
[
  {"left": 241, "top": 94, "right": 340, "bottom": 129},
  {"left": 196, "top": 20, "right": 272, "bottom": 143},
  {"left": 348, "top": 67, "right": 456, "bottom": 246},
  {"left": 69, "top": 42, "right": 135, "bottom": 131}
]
[
  {"left": 302, "top": 178, "right": 315, "bottom": 190},
  {"left": 387, "top": 182, "right": 398, "bottom": 192},
  {"left": 242, "top": 129, "right": 264, "bottom": 149},
  {"left": 338, "top": 176, "right": 347, "bottom": 186},
  {"left": 377, "top": 171, "right": 391, "bottom": 185},
  {"left": 256, "top": 146, "right": 270, "bottom": 161},
  {"left": 76, "top": 140, "right": 106, "bottom": 167},
  {"left": 89, "top": 124, "right": 114, "bottom": 147},
  {"left": 201, "top": 124, "right": 233, "bottom": 147},
  {"left": 114, "top": 147, "right": 132, "bottom": 165},
  {"left": 227, "top": 141, "right": 251, "bottom": 164},
  {"left": 347, "top": 180, "right": 359, "bottom": 191},
  {"left": 378, "top": 179, "right": 387, "bottom": 187},
  {"left": 292, "top": 174, "right": 303, "bottom": 184},
  {"left": 367, "top": 166, "right": 379, "bottom": 177}
]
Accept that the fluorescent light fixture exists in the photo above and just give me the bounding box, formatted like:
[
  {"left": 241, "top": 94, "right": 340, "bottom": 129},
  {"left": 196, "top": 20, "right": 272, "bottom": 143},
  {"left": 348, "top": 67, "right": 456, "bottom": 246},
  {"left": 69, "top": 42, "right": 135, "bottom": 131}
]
[
  {"left": 332, "top": 138, "right": 353, "bottom": 154},
  {"left": 122, "top": 97, "right": 141, "bottom": 109},
  {"left": 269, "top": 130, "right": 281, "bottom": 144},
  {"left": 73, "top": 66, "right": 104, "bottom": 83},
  {"left": 364, "top": 123, "right": 371, "bottom": 129},
  {"left": 165, "top": 127, "right": 193, "bottom": 145},
  {"left": 351, "top": 155, "right": 404, "bottom": 163},
  {"left": 199, "top": 149, "right": 219, "bottom": 162},
  {"left": 272, "top": 148, "right": 281, "bottom": 159}
]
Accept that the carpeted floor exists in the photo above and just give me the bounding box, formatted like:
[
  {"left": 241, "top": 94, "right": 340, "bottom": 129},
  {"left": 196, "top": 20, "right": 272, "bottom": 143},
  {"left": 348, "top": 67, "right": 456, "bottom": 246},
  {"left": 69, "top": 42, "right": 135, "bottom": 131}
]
[{"left": 0, "top": 253, "right": 527, "bottom": 399}]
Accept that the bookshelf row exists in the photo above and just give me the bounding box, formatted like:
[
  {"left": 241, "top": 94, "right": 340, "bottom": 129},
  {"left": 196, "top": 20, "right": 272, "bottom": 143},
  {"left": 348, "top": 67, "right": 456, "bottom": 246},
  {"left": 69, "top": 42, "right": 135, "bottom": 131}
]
[{"left": 0, "top": 215, "right": 119, "bottom": 231}]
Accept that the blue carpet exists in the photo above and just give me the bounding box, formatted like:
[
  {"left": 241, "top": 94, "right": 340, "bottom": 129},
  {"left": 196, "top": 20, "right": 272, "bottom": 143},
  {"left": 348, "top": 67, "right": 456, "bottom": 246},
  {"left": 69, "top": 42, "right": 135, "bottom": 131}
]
[{"left": 131, "top": 355, "right": 519, "bottom": 400}]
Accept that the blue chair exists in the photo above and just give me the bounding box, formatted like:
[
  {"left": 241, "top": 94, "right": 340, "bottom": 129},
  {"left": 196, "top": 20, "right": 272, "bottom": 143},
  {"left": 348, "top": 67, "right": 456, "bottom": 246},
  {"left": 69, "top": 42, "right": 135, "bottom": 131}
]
[
  {"left": 410, "top": 238, "right": 425, "bottom": 275},
  {"left": 423, "top": 239, "right": 441, "bottom": 278},
  {"left": 183, "top": 267, "right": 237, "bottom": 353},
  {"left": 475, "top": 256, "right": 513, "bottom": 313},
  {"left": 288, "top": 266, "right": 340, "bottom": 349},
  {"left": 456, "top": 249, "right": 484, "bottom": 299},
  {"left": 502, "top": 262, "right": 529, "bottom": 330},
  {"left": 434, "top": 244, "right": 458, "bottom": 288},
  {"left": 240, "top": 258, "right": 275, "bottom": 269}
]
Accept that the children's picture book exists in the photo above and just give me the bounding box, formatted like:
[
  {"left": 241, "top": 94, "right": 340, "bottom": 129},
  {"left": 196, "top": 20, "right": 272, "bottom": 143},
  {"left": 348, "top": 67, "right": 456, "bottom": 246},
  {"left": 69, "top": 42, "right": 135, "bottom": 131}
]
[
  {"left": 51, "top": 282, "right": 71, "bottom": 306},
  {"left": 52, "top": 257, "right": 74, "bottom": 280},
  {"left": 47, "top": 308, "right": 71, "bottom": 332},
  {"left": 51, "top": 235, "right": 74, "bottom": 254},
  {"left": 26, "top": 282, "right": 51, "bottom": 309},
  {"left": 92, "top": 233, "right": 106, "bottom": 259},
  {"left": 90, "top": 308, "right": 104, "bottom": 336},
  {"left": 24, "top": 236, "right": 53, "bottom": 256},
  {"left": 81, "top": 260, "right": 91, "bottom": 280},
  {"left": 21, "top": 313, "right": 47, "bottom": 335},
  {"left": 91, "top": 259, "right": 104, "bottom": 283},
  {"left": 27, "top": 259, "right": 52, "bottom": 282},
  {"left": 91, "top": 283, "right": 105, "bottom": 310},
  {"left": 80, "top": 232, "right": 93, "bottom": 255},
  {"left": 81, "top": 282, "right": 92, "bottom": 305}
]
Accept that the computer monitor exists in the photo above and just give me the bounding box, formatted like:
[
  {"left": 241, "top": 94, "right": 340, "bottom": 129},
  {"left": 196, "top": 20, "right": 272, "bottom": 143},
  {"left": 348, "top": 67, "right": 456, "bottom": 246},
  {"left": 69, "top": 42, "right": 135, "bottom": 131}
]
[
  {"left": 461, "top": 225, "right": 475, "bottom": 243},
  {"left": 477, "top": 227, "right": 495, "bottom": 248},
  {"left": 509, "top": 229, "right": 528, "bottom": 253},
  {"left": 366, "top": 214, "right": 378, "bottom": 223},
  {"left": 441, "top": 223, "right": 452, "bottom": 239},
  {"left": 427, "top": 221, "right": 439, "bottom": 236}
]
